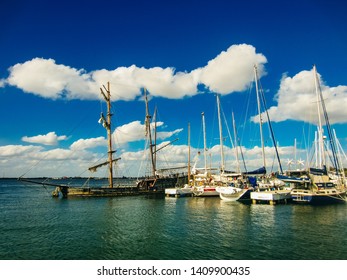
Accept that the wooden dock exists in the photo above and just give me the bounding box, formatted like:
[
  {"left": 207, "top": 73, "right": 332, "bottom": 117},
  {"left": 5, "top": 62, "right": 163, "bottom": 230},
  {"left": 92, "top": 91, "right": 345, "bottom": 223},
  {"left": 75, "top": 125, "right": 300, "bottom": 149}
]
[{"left": 251, "top": 189, "right": 292, "bottom": 205}]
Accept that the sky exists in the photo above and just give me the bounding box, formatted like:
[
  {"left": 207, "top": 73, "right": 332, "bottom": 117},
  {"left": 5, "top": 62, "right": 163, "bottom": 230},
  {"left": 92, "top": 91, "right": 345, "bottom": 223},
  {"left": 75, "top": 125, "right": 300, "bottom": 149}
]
[{"left": 1, "top": 0, "right": 347, "bottom": 178}]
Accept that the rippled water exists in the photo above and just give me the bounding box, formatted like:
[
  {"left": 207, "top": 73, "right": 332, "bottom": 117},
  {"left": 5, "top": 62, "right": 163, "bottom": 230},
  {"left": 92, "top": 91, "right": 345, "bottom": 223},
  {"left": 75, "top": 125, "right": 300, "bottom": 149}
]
[{"left": 0, "top": 179, "right": 346, "bottom": 260}]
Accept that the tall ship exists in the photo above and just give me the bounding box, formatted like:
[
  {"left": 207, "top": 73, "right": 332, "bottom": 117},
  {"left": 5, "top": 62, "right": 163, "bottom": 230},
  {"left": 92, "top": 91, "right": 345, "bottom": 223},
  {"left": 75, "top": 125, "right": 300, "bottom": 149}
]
[
  {"left": 20, "top": 82, "right": 138, "bottom": 198},
  {"left": 136, "top": 89, "right": 188, "bottom": 194}
]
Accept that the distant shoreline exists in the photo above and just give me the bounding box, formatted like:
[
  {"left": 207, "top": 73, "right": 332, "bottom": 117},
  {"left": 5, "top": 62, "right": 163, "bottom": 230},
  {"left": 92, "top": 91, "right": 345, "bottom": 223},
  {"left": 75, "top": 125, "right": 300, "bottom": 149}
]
[{"left": 0, "top": 176, "right": 141, "bottom": 180}]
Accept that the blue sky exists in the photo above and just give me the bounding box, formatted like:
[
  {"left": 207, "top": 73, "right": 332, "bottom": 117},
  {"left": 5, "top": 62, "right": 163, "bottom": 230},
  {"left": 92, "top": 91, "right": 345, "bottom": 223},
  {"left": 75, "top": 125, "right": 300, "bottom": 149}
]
[{"left": 1, "top": 0, "right": 347, "bottom": 178}]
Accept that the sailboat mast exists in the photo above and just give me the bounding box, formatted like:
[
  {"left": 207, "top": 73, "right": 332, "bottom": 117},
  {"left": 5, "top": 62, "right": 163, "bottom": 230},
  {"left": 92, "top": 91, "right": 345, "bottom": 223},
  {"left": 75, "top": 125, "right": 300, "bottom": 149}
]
[
  {"left": 294, "top": 138, "right": 297, "bottom": 170},
  {"left": 216, "top": 94, "right": 225, "bottom": 173},
  {"left": 313, "top": 65, "right": 325, "bottom": 168},
  {"left": 100, "top": 82, "right": 114, "bottom": 188},
  {"left": 232, "top": 112, "right": 241, "bottom": 173},
  {"left": 188, "top": 122, "right": 191, "bottom": 184},
  {"left": 254, "top": 65, "right": 266, "bottom": 169},
  {"left": 314, "top": 65, "right": 341, "bottom": 175},
  {"left": 144, "top": 89, "right": 156, "bottom": 177},
  {"left": 202, "top": 112, "right": 208, "bottom": 175}
]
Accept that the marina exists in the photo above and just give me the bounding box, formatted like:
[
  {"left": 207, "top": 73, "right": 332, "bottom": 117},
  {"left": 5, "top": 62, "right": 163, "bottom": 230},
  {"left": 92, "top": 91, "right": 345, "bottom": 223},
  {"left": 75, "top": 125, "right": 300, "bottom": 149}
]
[
  {"left": 17, "top": 66, "right": 347, "bottom": 204},
  {"left": 1, "top": 2, "right": 347, "bottom": 276}
]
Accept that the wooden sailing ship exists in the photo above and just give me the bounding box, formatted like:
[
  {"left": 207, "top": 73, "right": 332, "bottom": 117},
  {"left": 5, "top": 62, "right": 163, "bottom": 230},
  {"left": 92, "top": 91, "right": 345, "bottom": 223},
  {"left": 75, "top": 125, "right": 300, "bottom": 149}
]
[
  {"left": 20, "top": 82, "right": 139, "bottom": 198},
  {"left": 136, "top": 89, "right": 187, "bottom": 194}
]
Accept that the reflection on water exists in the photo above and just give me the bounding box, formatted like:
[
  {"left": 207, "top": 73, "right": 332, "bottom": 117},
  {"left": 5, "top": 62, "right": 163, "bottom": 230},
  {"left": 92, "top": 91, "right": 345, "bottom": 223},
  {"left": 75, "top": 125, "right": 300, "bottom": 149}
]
[{"left": 0, "top": 179, "right": 346, "bottom": 260}]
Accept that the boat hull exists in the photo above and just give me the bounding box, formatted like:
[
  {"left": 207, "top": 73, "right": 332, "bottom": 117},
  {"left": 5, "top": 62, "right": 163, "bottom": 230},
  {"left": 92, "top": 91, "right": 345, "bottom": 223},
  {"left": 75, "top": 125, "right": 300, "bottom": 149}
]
[
  {"left": 137, "top": 175, "right": 188, "bottom": 194},
  {"left": 165, "top": 186, "right": 193, "bottom": 197},
  {"left": 193, "top": 186, "right": 219, "bottom": 197},
  {"left": 216, "top": 186, "right": 252, "bottom": 202},
  {"left": 291, "top": 189, "right": 346, "bottom": 204},
  {"left": 251, "top": 189, "right": 292, "bottom": 204},
  {"left": 56, "top": 186, "right": 139, "bottom": 198}
]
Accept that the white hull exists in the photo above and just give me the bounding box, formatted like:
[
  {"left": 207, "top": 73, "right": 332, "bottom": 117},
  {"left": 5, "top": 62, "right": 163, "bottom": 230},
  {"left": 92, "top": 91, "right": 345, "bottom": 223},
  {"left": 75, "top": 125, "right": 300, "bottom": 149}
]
[
  {"left": 216, "top": 186, "right": 248, "bottom": 201},
  {"left": 251, "top": 189, "right": 291, "bottom": 202},
  {"left": 165, "top": 186, "right": 193, "bottom": 197},
  {"left": 193, "top": 186, "right": 219, "bottom": 197}
]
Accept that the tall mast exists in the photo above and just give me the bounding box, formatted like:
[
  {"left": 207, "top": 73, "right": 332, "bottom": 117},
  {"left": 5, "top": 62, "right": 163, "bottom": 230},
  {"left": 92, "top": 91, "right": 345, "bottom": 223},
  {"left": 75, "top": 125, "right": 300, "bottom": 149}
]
[
  {"left": 202, "top": 112, "right": 208, "bottom": 175},
  {"left": 314, "top": 65, "right": 341, "bottom": 175},
  {"left": 254, "top": 65, "right": 266, "bottom": 169},
  {"left": 144, "top": 89, "right": 156, "bottom": 177},
  {"left": 153, "top": 106, "right": 158, "bottom": 172},
  {"left": 188, "top": 122, "right": 191, "bottom": 184},
  {"left": 100, "top": 82, "right": 114, "bottom": 188},
  {"left": 314, "top": 65, "right": 325, "bottom": 168},
  {"left": 216, "top": 94, "right": 225, "bottom": 173},
  {"left": 294, "top": 138, "right": 297, "bottom": 170},
  {"left": 232, "top": 112, "right": 241, "bottom": 173}
]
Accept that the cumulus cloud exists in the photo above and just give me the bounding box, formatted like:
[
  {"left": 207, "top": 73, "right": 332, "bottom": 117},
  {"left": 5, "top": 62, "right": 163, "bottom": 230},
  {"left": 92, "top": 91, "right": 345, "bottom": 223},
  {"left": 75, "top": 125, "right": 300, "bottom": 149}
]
[
  {"left": 0, "top": 137, "right": 319, "bottom": 178},
  {"left": 113, "top": 121, "right": 146, "bottom": 144},
  {"left": 3, "top": 44, "right": 267, "bottom": 100},
  {"left": 70, "top": 137, "right": 106, "bottom": 150},
  {"left": 252, "top": 67, "right": 347, "bottom": 125},
  {"left": 113, "top": 120, "right": 183, "bottom": 145},
  {"left": 7, "top": 58, "right": 98, "bottom": 99},
  {"left": 198, "top": 44, "right": 267, "bottom": 94},
  {"left": 22, "top": 131, "right": 67, "bottom": 145},
  {"left": 0, "top": 145, "right": 42, "bottom": 157}
]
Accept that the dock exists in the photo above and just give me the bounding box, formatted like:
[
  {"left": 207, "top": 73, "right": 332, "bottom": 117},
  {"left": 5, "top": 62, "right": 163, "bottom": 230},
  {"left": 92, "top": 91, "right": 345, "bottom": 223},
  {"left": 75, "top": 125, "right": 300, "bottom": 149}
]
[{"left": 251, "top": 189, "right": 292, "bottom": 205}]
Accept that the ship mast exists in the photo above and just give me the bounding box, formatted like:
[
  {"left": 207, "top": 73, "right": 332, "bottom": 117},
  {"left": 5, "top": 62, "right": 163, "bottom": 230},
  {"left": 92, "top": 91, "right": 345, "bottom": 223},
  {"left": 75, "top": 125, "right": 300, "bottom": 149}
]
[
  {"left": 216, "top": 94, "right": 225, "bottom": 173},
  {"left": 232, "top": 112, "right": 241, "bottom": 173},
  {"left": 254, "top": 65, "right": 266, "bottom": 170},
  {"left": 144, "top": 89, "right": 156, "bottom": 177},
  {"left": 202, "top": 112, "right": 208, "bottom": 175},
  {"left": 314, "top": 65, "right": 325, "bottom": 169},
  {"left": 100, "top": 82, "right": 115, "bottom": 188},
  {"left": 188, "top": 122, "right": 191, "bottom": 184}
]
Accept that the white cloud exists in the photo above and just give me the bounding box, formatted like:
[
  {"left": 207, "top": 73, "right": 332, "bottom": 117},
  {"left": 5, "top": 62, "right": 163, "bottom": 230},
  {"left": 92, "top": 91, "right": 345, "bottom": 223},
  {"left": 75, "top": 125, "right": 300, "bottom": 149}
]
[
  {"left": 70, "top": 137, "right": 106, "bottom": 150},
  {"left": 113, "top": 120, "right": 183, "bottom": 145},
  {"left": 253, "top": 68, "right": 347, "bottom": 125},
  {"left": 7, "top": 58, "right": 99, "bottom": 100},
  {"left": 198, "top": 44, "right": 267, "bottom": 94},
  {"left": 1, "top": 137, "right": 341, "bottom": 178},
  {"left": 157, "top": 128, "right": 183, "bottom": 140},
  {"left": 22, "top": 131, "right": 67, "bottom": 146},
  {"left": 0, "top": 145, "right": 42, "bottom": 157},
  {"left": 0, "top": 118, "right": 184, "bottom": 177},
  {"left": 4, "top": 44, "right": 267, "bottom": 100},
  {"left": 0, "top": 143, "right": 101, "bottom": 177},
  {"left": 113, "top": 121, "right": 146, "bottom": 144}
]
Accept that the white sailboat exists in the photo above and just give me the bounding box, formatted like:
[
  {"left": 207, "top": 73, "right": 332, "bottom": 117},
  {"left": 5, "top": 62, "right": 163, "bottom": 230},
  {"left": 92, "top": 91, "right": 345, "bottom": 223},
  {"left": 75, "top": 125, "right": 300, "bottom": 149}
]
[
  {"left": 290, "top": 65, "right": 347, "bottom": 204},
  {"left": 216, "top": 111, "right": 253, "bottom": 201},
  {"left": 217, "top": 65, "right": 286, "bottom": 202},
  {"left": 165, "top": 123, "right": 193, "bottom": 197},
  {"left": 248, "top": 65, "right": 291, "bottom": 204},
  {"left": 192, "top": 110, "right": 219, "bottom": 197}
]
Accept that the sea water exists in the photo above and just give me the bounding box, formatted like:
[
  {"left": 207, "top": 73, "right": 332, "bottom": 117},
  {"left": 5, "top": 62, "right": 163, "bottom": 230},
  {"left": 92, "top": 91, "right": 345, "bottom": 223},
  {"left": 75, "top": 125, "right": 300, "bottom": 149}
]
[{"left": 0, "top": 179, "right": 346, "bottom": 260}]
